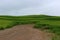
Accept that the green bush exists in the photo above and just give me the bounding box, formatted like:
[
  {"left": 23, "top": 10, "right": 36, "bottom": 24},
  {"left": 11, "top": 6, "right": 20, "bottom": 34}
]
[
  {"left": 6, "top": 21, "right": 19, "bottom": 28},
  {"left": 34, "top": 23, "right": 60, "bottom": 35},
  {"left": 0, "top": 27, "right": 5, "bottom": 30},
  {"left": 34, "top": 23, "right": 52, "bottom": 29}
]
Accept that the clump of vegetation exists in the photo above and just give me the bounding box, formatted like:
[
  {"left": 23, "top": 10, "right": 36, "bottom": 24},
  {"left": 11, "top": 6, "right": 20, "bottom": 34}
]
[
  {"left": 34, "top": 23, "right": 60, "bottom": 34},
  {"left": 0, "top": 26, "right": 5, "bottom": 30},
  {"left": 34, "top": 23, "right": 50, "bottom": 29}
]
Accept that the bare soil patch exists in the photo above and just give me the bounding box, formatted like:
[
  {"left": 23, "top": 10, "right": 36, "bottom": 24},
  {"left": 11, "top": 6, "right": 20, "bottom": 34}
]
[{"left": 0, "top": 24, "right": 53, "bottom": 40}]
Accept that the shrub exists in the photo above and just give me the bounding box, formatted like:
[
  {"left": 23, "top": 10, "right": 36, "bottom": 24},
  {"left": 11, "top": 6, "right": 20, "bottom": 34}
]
[
  {"left": 0, "top": 26, "right": 5, "bottom": 30},
  {"left": 6, "top": 21, "right": 19, "bottom": 28},
  {"left": 34, "top": 23, "right": 51, "bottom": 29}
]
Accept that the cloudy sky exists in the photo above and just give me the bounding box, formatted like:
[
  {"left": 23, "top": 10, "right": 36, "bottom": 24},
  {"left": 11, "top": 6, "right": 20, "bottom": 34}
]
[{"left": 0, "top": 0, "right": 60, "bottom": 16}]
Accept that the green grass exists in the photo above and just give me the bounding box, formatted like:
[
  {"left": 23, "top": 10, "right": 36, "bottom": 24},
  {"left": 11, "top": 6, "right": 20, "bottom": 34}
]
[
  {"left": 0, "top": 15, "right": 60, "bottom": 40},
  {"left": 0, "top": 20, "right": 14, "bottom": 30}
]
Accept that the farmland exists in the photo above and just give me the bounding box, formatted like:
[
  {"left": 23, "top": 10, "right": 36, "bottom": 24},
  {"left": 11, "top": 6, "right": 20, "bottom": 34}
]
[{"left": 0, "top": 15, "right": 60, "bottom": 40}]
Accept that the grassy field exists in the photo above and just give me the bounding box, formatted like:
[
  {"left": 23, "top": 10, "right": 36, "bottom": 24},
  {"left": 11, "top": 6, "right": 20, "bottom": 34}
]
[{"left": 0, "top": 15, "right": 60, "bottom": 40}]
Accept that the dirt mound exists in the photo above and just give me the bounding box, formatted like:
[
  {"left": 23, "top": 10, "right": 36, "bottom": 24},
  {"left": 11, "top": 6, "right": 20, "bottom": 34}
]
[{"left": 0, "top": 24, "right": 53, "bottom": 40}]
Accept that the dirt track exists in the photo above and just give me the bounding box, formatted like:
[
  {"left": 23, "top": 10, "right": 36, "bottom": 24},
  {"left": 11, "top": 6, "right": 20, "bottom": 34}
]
[{"left": 0, "top": 24, "right": 53, "bottom": 40}]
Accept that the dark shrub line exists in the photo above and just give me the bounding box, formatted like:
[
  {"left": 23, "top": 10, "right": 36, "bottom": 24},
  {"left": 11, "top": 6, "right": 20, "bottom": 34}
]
[{"left": 34, "top": 23, "right": 60, "bottom": 35}]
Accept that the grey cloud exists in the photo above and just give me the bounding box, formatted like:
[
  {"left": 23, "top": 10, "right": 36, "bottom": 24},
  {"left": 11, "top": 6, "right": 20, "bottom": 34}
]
[{"left": 0, "top": 0, "right": 60, "bottom": 16}]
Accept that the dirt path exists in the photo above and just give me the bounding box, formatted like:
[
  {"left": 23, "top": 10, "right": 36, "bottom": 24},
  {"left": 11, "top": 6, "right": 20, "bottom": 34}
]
[{"left": 0, "top": 24, "right": 53, "bottom": 40}]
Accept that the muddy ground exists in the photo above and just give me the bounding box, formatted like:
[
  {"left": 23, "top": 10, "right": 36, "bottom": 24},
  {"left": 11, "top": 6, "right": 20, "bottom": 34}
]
[{"left": 0, "top": 24, "right": 53, "bottom": 40}]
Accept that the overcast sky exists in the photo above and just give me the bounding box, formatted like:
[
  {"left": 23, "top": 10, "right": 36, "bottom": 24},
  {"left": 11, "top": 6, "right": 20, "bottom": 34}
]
[{"left": 0, "top": 0, "right": 60, "bottom": 16}]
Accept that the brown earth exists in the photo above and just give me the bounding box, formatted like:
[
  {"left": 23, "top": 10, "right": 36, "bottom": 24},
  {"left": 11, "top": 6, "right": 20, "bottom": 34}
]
[{"left": 0, "top": 24, "right": 53, "bottom": 40}]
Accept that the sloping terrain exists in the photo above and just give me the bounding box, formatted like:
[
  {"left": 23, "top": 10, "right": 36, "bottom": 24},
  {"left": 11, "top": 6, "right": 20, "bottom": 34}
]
[{"left": 0, "top": 24, "right": 53, "bottom": 40}]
